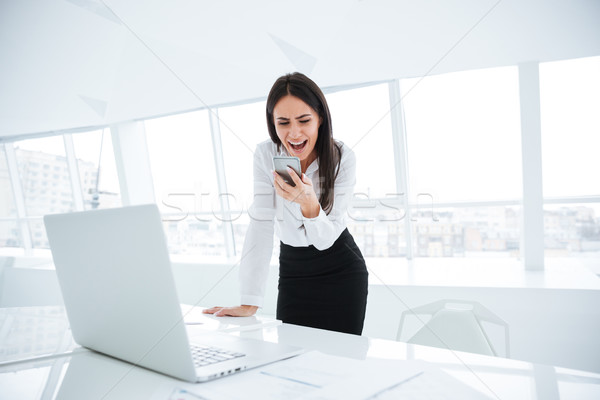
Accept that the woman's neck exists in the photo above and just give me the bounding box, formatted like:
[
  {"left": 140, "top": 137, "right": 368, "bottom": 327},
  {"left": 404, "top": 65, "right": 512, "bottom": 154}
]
[{"left": 301, "top": 151, "right": 317, "bottom": 173}]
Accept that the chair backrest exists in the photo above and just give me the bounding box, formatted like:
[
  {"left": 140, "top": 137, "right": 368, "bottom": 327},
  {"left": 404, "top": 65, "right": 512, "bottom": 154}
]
[{"left": 397, "top": 299, "right": 510, "bottom": 357}]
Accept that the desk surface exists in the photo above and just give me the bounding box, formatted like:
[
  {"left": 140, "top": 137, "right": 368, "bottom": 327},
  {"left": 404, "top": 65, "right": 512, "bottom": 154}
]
[{"left": 1, "top": 307, "right": 599, "bottom": 400}]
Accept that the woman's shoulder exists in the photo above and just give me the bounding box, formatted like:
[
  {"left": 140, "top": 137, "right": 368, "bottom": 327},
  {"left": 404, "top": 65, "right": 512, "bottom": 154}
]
[
  {"left": 254, "top": 139, "right": 281, "bottom": 161},
  {"left": 255, "top": 139, "right": 283, "bottom": 155}
]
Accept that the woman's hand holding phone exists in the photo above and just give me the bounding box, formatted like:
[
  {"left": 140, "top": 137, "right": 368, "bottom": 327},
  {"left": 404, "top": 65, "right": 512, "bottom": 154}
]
[{"left": 272, "top": 167, "right": 320, "bottom": 218}]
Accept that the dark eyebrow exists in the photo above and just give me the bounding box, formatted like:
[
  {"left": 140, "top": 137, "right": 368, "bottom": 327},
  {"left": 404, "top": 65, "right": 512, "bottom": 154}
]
[{"left": 276, "top": 113, "right": 312, "bottom": 121}]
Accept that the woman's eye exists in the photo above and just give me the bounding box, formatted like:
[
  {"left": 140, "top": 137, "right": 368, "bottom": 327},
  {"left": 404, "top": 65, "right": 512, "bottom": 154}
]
[
  {"left": 299, "top": 120, "right": 310, "bottom": 123},
  {"left": 278, "top": 122, "right": 289, "bottom": 126}
]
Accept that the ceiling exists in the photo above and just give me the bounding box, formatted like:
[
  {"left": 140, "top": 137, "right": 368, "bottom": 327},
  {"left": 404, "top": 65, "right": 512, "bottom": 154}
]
[{"left": 1, "top": 0, "right": 599, "bottom": 140}]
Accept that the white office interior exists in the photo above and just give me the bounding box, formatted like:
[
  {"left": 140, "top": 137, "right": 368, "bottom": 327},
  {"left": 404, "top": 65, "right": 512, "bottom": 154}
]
[{"left": 1, "top": 0, "right": 600, "bottom": 397}]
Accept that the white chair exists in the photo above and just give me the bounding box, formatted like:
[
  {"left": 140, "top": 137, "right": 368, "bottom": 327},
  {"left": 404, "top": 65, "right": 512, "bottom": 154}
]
[{"left": 397, "top": 299, "right": 510, "bottom": 357}]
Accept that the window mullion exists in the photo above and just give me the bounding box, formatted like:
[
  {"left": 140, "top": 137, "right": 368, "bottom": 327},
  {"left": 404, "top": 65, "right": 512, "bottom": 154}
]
[
  {"left": 111, "top": 121, "right": 155, "bottom": 206},
  {"left": 63, "top": 134, "right": 85, "bottom": 211},
  {"left": 4, "top": 143, "right": 33, "bottom": 252},
  {"left": 209, "top": 109, "right": 236, "bottom": 257},
  {"left": 519, "top": 62, "right": 545, "bottom": 270},
  {"left": 388, "top": 79, "right": 413, "bottom": 259}
]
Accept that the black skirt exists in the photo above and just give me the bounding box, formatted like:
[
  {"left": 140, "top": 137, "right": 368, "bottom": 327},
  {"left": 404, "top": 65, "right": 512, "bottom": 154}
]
[{"left": 276, "top": 228, "right": 368, "bottom": 335}]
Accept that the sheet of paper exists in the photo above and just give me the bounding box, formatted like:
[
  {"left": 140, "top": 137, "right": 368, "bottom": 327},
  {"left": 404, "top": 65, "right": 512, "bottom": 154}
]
[
  {"left": 366, "top": 366, "right": 494, "bottom": 400},
  {"left": 158, "top": 351, "right": 427, "bottom": 400},
  {"left": 167, "top": 388, "right": 210, "bottom": 400},
  {"left": 296, "top": 355, "right": 426, "bottom": 400}
]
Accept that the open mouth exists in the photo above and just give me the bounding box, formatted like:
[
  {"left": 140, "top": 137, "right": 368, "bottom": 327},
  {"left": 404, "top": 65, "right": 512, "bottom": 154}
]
[{"left": 288, "top": 140, "right": 308, "bottom": 154}]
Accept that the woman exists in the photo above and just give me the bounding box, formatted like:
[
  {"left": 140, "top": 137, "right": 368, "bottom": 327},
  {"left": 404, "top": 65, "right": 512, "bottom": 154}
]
[{"left": 204, "top": 72, "right": 368, "bottom": 335}]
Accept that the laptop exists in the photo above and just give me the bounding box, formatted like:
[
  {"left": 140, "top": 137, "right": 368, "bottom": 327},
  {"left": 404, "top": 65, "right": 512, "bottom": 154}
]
[{"left": 43, "top": 204, "right": 303, "bottom": 382}]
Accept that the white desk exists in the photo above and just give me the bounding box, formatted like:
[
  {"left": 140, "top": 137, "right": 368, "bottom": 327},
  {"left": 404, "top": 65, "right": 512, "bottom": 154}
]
[{"left": 1, "top": 306, "right": 599, "bottom": 399}]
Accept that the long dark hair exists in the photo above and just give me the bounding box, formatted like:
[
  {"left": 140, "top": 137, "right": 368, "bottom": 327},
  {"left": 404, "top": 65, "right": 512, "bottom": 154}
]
[{"left": 266, "top": 72, "right": 341, "bottom": 214}]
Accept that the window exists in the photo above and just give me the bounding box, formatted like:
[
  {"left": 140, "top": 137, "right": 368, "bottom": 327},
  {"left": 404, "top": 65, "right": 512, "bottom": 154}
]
[
  {"left": 539, "top": 56, "right": 600, "bottom": 259},
  {"left": 219, "top": 101, "right": 268, "bottom": 207},
  {"left": 145, "top": 111, "right": 224, "bottom": 256},
  {"left": 14, "top": 137, "right": 74, "bottom": 216},
  {"left": 3, "top": 59, "right": 595, "bottom": 263},
  {"left": 540, "top": 56, "right": 600, "bottom": 198},
  {"left": 326, "top": 84, "right": 396, "bottom": 199},
  {"left": 403, "top": 67, "right": 522, "bottom": 203},
  {"left": 0, "top": 220, "right": 20, "bottom": 248},
  {"left": 544, "top": 204, "right": 600, "bottom": 257},
  {"left": 0, "top": 146, "right": 20, "bottom": 248},
  {"left": 12, "top": 136, "right": 74, "bottom": 249},
  {"left": 401, "top": 67, "right": 522, "bottom": 258},
  {"left": 0, "top": 146, "right": 17, "bottom": 219},
  {"left": 327, "top": 84, "right": 400, "bottom": 256},
  {"left": 219, "top": 101, "right": 275, "bottom": 258},
  {"left": 411, "top": 206, "right": 521, "bottom": 257},
  {"left": 72, "top": 129, "right": 121, "bottom": 209}
]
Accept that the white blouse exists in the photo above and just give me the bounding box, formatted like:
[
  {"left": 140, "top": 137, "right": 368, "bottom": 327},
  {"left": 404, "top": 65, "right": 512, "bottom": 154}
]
[{"left": 239, "top": 139, "right": 357, "bottom": 307}]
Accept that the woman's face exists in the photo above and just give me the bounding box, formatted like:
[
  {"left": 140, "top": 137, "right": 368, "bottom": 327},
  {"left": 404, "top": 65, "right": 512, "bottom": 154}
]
[{"left": 273, "top": 95, "right": 321, "bottom": 163}]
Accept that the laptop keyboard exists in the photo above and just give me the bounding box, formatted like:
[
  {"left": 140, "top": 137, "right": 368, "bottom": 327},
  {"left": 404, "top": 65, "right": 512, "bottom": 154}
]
[{"left": 190, "top": 344, "right": 246, "bottom": 367}]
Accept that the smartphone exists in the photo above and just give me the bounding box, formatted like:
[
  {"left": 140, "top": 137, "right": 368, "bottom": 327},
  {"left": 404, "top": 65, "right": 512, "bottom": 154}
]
[{"left": 273, "top": 156, "right": 301, "bottom": 187}]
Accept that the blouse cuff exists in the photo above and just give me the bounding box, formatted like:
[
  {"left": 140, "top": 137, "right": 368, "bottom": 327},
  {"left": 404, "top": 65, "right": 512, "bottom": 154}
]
[
  {"left": 302, "top": 206, "right": 326, "bottom": 222},
  {"left": 240, "top": 294, "right": 264, "bottom": 308}
]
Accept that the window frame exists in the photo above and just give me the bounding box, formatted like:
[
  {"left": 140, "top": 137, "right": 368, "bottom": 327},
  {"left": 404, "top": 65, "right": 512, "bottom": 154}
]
[{"left": 1, "top": 61, "right": 599, "bottom": 266}]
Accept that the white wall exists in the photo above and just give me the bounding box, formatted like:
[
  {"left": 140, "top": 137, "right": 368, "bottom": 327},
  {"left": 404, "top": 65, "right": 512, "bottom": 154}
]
[
  {"left": 364, "top": 285, "right": 600, "bottom": 373},
  {"left": 169, "top": 262, "right": 600, "bottom": 373}
]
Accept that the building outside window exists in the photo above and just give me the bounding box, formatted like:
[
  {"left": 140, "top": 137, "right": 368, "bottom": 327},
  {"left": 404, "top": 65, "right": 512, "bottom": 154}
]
[{"left": 13, "top": 137, "right": 74, "bottom": 249}]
